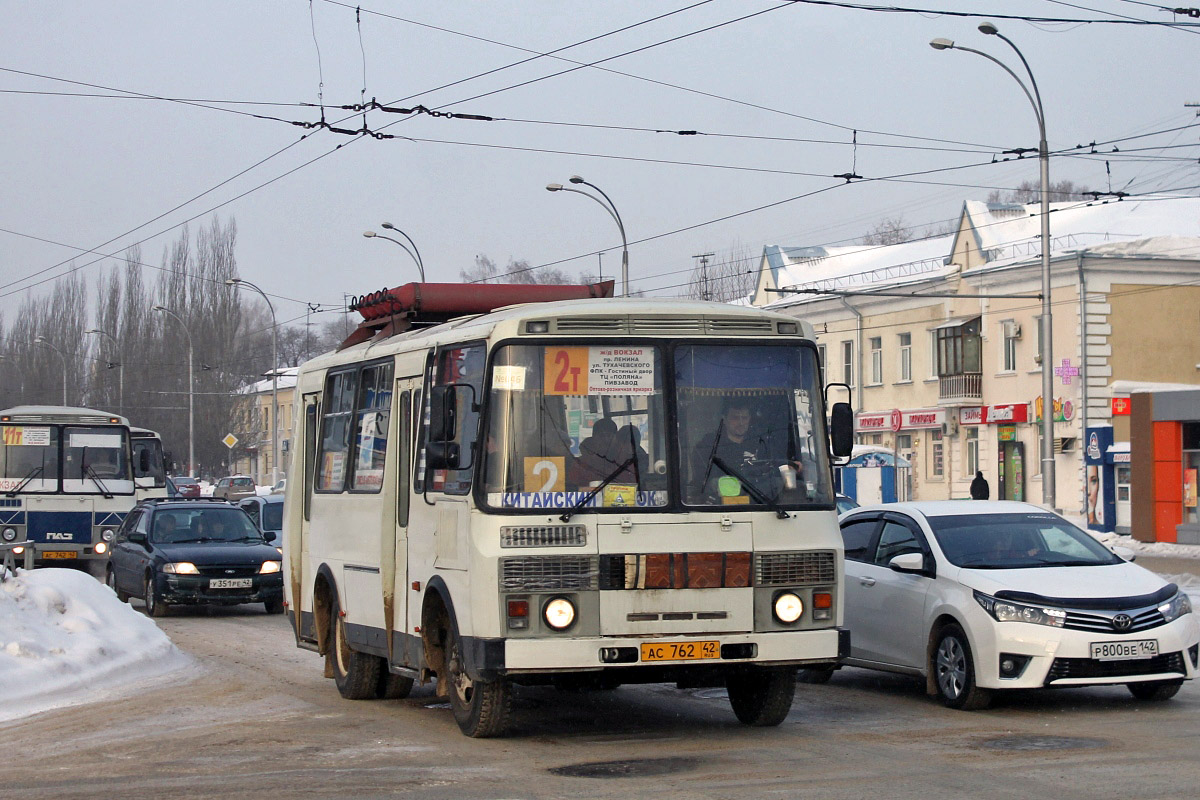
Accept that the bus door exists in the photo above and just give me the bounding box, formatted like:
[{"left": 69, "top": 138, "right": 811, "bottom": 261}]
[
  {"left": 297, "top": 392, "right": 320, "bottom": 637},
  {"left": 388, "top": 375, "right": 421, "bottom": 668}
]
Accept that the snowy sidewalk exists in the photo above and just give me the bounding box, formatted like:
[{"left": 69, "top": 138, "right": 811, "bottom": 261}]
[{"left": 0, "top": 568, "right": 193, "bottom": 724}]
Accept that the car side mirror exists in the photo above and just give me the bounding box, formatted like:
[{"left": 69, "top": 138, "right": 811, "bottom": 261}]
[
  {"left": 889, "top": 552, "right": 926, "bottom": 574},
  {"left": 1112, "top": 545, "right": 1136, "bottom": 562},
  {"left": 829, "top": 402, "right": 854, "bottom": 459},
  {"left": 262, "top": 530, "right": 276, "bottom": 543},
  {"left": 128, "top": 531, "right": 147, "bottom": 545}
]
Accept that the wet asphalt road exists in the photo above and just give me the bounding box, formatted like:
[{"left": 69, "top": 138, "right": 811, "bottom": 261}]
[{"left": 2, "top": 601, "right": 1199, "bottom": 799}]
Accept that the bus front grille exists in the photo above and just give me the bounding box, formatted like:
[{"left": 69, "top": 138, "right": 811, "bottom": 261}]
[
  {"left": 500, "top": 555, "right": 598, "bottom": 591},
  {"left": 755, "top": 551, "right": 837, "bottom": 586},
  {"left": 500, "top": 525, "right": 587, "bottom": 548}
]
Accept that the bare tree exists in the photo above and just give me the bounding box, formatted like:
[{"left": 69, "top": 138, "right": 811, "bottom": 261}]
[
  {"left": 987, "top": 180, "right": 1091, "bottom": 204},
  {"left": 460, "top": 255, "right": 575, "bottom": 285},
  {"left": 862, "top": 217, "right": 914, "bottom": 246},
  {"left": 682, "top": 241, "right": 757, "bottom": 303}
]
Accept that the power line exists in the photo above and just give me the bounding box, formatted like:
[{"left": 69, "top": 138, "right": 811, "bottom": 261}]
[{"left": 779, "top": 0, "right": 1200, "bottom": 27}]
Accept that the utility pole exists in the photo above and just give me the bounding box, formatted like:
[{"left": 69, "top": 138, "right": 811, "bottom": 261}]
[{"left": 693, "top": 252, "right": 714, "bottom": 301}]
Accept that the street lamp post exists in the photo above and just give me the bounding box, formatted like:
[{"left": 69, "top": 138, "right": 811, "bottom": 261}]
[
  {"left": 547, "top": 175, "right": 629, "bottom": 296},
  {"left": 86, "top": 329, "right": 123, "bottom": 417},
  {"left": 930, "top": 24, "right": 1056, "bottom": 510},
  {"left": 153, "top": 306, "right": 195, "bottom": 478},
  {"left": 33, "top": 336, "right": 68, "bottom": 406},
  {"left": 363, "top": 228, "right": 426, "bottom": 282},
  {"left": 227, "top": 278, "right": 279, "bottom": 486}
]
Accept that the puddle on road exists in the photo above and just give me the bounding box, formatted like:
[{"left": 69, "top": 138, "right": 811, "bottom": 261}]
[
  {"left": 980, "top": 735, "right": 1108, "bottom": 751},
  {"left": 549, "top": 756, "right": 700, "bottom": 779}
]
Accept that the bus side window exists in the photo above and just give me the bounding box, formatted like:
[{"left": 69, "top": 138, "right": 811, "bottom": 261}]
[
  {"left": 304, "top": 398, "right": 319, "bottom": 521},
  {"left": 398, "top": 391, "right": 411, "bottom": 527},
  {"left": 416, "top": 344, "right": 484, "bottom": 496},
  {"left": 316, "top": 371, "right": 357, "bottom": 493}
]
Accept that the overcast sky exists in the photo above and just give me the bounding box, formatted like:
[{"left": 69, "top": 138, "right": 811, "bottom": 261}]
[{"left": 2, "top": 0, "right": 1197, "bottom": 328}]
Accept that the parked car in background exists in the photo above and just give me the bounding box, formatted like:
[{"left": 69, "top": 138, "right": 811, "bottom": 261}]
[
  {"left": 238, "top": 495, "right": 283, "bottom": 545},
  {"left": 828, "top": 501, "right": 1198, "bottom": 709},
  {"left": 171, "top": 476, "right": 200, "bottom": 498},
  {"left": 106, "top": 498, "right": 284, "bottom": 616},
  {"left": 836, "top": 493, "right": 860, "bottom": 515},
  {"left": 212, "top": 475, "right": 256, "bottom": 501},
  {"left": 270, "top": 478, "right": 286, "bottom": 495}
]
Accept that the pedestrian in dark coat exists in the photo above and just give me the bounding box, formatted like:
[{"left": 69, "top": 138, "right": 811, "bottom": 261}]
[{"left": 970, "top": 470, "right": 990, "bottom": 500}]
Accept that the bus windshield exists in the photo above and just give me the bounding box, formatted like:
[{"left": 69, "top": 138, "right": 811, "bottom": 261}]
[
  {"left": 676, "top": 344, "right": 833, "bottom": 509},
  {"left": 62, "top": 426, "right": 133, "bottom": 494},
  {"left": 482, "top": 344, "right": 669, "bottom": 510},
  {"left": 1, "top": 425, "right": 60, "bottom": 494}
]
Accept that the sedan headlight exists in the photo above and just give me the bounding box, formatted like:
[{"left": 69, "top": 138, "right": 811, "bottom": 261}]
[
  {"left": 259, "top": 560, "right": 282, "bottom": 574},
  {"left": 2, "top": 527, "right": 16, "bottom": 542},
  {"left": 1158, "top": 592, "right": 1193, "bottom": 623},
  {"left": 162, "top": 562, "right": 199, "bottom": 575},
  {"left": 974, "top": 590, "right": 1066, "bottom": 628}
]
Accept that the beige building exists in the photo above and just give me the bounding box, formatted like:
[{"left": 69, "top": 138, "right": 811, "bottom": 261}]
[
  {"left": 752, "top": 196, "right": 1200, "bottom": 522},
  {"left": 231, "top": 367, "right": 298, "bottom": 486}
]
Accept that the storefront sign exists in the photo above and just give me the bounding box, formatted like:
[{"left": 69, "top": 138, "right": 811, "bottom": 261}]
[
  {"left": 1033, "top": 396, "right": 1075, "bottom": 423},
  {"left": 998, "top": 425, "right": 1017, "bottom": 442},
  {"left": 1111, "top": 397, "right": 1131, "bottom": 416},
  {"left": 960, "top": 405, "right": 1028, "bottom": 425},
  {"left": 855, "top": 408, "right": 945, "bottom": 432},
  {"left": 1054, "top": 358, "right": 1080, "bottom": 385},
  {"left": 1113, "top": 452, "right": 1131, "bottom": 464}
]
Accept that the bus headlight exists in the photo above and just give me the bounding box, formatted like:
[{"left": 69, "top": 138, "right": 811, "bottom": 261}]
[
  {"left": 94, "top": 542, "right": 108, "bottom": 555},
  {"left": 2, "top": 527, "right": 16, "bottom": 542},
  {"left": 259, "top": 560, "right": 282, "bottom": 574},
  {"left": 162, "top": 562, "right": 199, "bottom": 575},
  {"left": 101, "top": 528, "right": 115, "bottom": 542},
  {"left": 543, "top": 597, "right": 576, "bottom": 630},
  {"left": 773, "top": 592, "right": 804, "bottom": 624}
]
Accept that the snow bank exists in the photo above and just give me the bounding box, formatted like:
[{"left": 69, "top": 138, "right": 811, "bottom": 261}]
[{"left": 0, "top": 568, "right": 192, "bottom": 723}]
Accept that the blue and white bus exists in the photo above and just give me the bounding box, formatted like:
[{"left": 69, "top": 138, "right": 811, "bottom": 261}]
[
  {"left": 1, "top": 405, "right": 137, "bottom": 574},
  {"left": 131, "top": 426, "right": 170, "bottom": 501}
]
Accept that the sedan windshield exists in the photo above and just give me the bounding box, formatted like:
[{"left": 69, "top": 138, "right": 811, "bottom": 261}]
[
  {"left": 153, "top": 508, "right": 264, "bottom": 543},
  {"left": 927, "top": 512, "right": 1123, "bottom": 569},
  {"left": 482, "top": 344, "right": 669, "bottom": 510},
  {"left": 676, "top": 344, "right": 832, "bottom": 509}
]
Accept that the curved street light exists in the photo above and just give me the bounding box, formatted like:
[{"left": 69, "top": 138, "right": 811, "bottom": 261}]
[
  {"left": 153, "top": 306, "right": 195, "bottom": 478},
  {"left": 227, "top": 278, "right": 279, "bottom": 485},
  {"left": 363, "top": 229, "right": 426, "bottom": 282},
  {"left": 547, "top": 175, "right": 628, "bottom": 296},
  {"left": 33, "top": 336, "right": 68, "bottom": 406},
  {"left": 930, "top": 24, "right": 1056, "bottom": 510},
  {"left": 86, "top": 328, "right": 123, "bottom": 417}
]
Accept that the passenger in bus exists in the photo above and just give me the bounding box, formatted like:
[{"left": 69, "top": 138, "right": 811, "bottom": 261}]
[
  {"left": 611, "top": 424, "right": 650, "bottom": 482},
  {"left": 573, "top": 418, "right": 620, "bottom": 485}
]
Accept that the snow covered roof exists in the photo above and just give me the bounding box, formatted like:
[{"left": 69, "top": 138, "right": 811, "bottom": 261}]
[
  {"left": 239, "top": 366, "right": 299, "bottom": 396},
  {"left": 1110, "top": 379, "right": 1200, "bottom": 395},
  {"left": 761, "top": 235, "right": 954, "bottom": 298}
]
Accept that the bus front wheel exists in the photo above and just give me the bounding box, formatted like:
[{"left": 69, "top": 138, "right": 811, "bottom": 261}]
[
  {"left": 726, "top": 667, "right": 796, "bottom": 726},
  {"left": 446, "top": 625, "right": 511, "bottom": 737},
  {"left": 328, "top": 596, "right": 381, "bottom": 699}
]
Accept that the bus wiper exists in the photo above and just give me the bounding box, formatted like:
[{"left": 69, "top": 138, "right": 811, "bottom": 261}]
[
  {"left": 84, "top": 463, "right": 114, "bottom": 499},
  {"left": 560, "top": 455, "right": 637, "bottom": 523},
  {"left": 5, "top": 465, "right": 43, "bottom": 497},
  {"left": 711, "top": 456, "right": 790, "bottom": 520}
]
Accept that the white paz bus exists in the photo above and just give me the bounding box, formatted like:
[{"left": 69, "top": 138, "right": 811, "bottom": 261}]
[
  {"left": 283, "top": 282, "right": 854, "bottom": 736},
  {"left": 1, "top": 406, "right": 137, "bottom": 574}
]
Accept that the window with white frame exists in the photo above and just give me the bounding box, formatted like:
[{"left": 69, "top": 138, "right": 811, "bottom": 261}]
[
  {"left": 817, "top": 344, "right": 826, "bottom": 372},
  {"left": 869, "top": 337, "right": 882, "bottom": 384},
  {"left": 842, "top": 340, "right": 854, "bottom": 387},
  {"left": 929, "top": 429, "right": 944, "bottom": 478},
  {"left": 898, "top": 332, "right": 911, "bottom": 382},
  {"left": 928, "top": 330, "right": 939, "bottom": 379},
  {"left": 965, "top": 427, "right": 979, "bottom": 476},
  {"left": 1001, "top": 319, "right": 1018, "bottom": 372}
]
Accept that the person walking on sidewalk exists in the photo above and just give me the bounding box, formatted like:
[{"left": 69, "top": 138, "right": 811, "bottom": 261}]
[{"left": 970, "top": 470, "right": 990, "bottom": 500}]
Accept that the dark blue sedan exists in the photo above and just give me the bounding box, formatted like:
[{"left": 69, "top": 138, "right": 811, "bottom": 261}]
[{"left": 106, "top": 499, "right": 284, "bottom": 617}]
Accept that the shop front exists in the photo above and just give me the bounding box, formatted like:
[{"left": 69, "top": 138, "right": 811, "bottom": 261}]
[
  {"left": 961, "top": 403, "right": 1029, "bottom": 501},
  {"left": 850, "top": 408, "right": 945, "bottom": 503},
  {"left": 1130, "top": 388, "right": 1200, "bottom": 545}
]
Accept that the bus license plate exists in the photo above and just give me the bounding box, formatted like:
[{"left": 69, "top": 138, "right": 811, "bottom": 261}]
[
  {"left": 209, "top": 578, "right": 253, "bottom": 589},
  {"left": 1091, "top": 639, "right": 1158, "bottom": 661},
  {"left": 42, "top": 551, "right": 75, "bottom": 559},
  {"left": 640, "top": 640, "right": 720, "bottom": 662}
]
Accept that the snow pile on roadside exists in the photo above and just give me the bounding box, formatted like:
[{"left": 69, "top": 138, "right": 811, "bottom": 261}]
[
  {"left": 0, "top": 568, "right": 192, "bottom": 723},
  {"left": 1088, "top": 529, "right": 1200, "bottom": 560}
]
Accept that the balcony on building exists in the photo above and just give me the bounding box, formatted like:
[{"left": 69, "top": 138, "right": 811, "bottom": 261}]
[{"left": 936, "top": 317, "right": 982, "bottom": 406}]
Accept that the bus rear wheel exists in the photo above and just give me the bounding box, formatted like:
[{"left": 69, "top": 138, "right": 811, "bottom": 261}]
[
  {"left": 726, "top": 667, "right": 796, "bottom": 726},
  {"left": 446, "top": 625, "right": 511, "bottom": 737},
  {"left": 328, "top": 597, "right": 381, "bottom": 699}
]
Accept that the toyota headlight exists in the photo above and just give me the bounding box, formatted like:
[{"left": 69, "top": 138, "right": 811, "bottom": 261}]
[
  {"left": 974, "top": 590, "right": 1065, "bottom": 627},
  {"left": 2, "top": 527, "right": 16, "bottom": 542},
  {"left": 259, "top": 560, "right": 282, "bottom": 574},
  {"left": 162, "top": 562, "right": 199, "bottom": 575},
  {"left": 1158, "top": 592, "right": 1193, "bottom": 623}
]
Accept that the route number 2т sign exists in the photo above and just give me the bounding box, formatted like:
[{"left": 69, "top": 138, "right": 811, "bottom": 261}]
[{"left": 543, "top": 346, "right": 655, "bottom": 396}]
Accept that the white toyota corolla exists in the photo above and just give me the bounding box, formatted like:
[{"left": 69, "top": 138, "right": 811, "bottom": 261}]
[{"left": 825, "top": 501, "right": 1199, "bottom": 709}]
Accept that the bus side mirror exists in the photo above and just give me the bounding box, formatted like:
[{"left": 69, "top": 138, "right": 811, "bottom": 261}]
[
  {"left": 164, "top": 452, "right": 177, "bottom": 472},
  {"left": 830, "top": 402, "right": 854, "bottom": 459},
  {"left": 425, "top": 441, "right": 462, "bottom": 471},
  {"left": 428, "top": 386, "right": 458, "bottom": 441}
]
